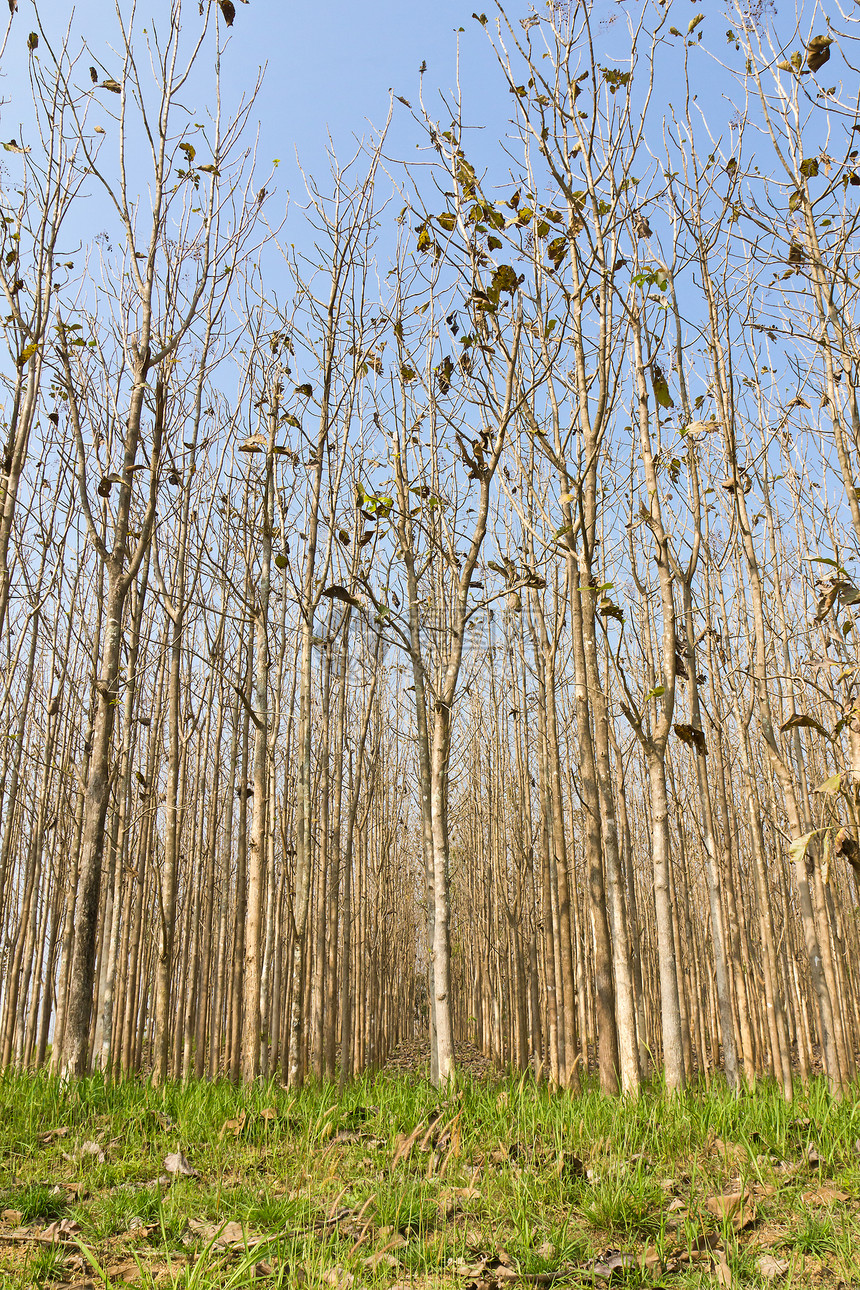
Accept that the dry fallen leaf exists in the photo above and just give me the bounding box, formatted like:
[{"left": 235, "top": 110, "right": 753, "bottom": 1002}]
[
  {"left": 103, "top": 1262, "right": 140, "bottom": 1284},
  {"left": 163, "top": 1150, "right": 198, "bottom": 1178},
  {"left": 41, "top": 1217, "right": 82, "bottom": 1241},
  {"left": 185, "top": 1217, "right": 248, "bottom": 1248},
  {"left": 215, "top": 1221, "right": 246, "bottom": 1248},
  {"left": 219, "top": 1110, "right": 247, "bottom": 1139},
  {"left": 37, "top": 1127, "right": 70, "bottom": 1144},
  {"left": 801, "top": 1186, "right": 850, "bottom": 1204},
  {"left": 591, "top": 1251, "right": 637, "bottom": 1278},
  {"left": 322, "top": 1269, "right": 355, "bottom": 1288},
  {"left": 713, "top": 1249, "right": 734, "bottom": 1287},
  {"left": 363, "top": 1251, "right": 399, "bottom": 1271},
  {"left": 757, "top": 1253, "right": 790, "bottom": 1280},
  {"left": 705, "top": 1190, "right": 757, "bottom": 1230}
]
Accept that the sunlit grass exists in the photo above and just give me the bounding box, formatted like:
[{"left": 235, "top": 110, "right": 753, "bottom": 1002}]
[{"left": 0, "top": 1068, "right": 858, "bottom": 1287}]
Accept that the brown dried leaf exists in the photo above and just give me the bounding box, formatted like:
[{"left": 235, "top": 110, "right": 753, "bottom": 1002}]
[
  {"left": 591, "top": 1250, "right": 637, "bottom": 1278},
  {"left": 705, "top": 1190, "right": 756, "bottom": 1229},
  {"left": 37, "top": 1127, "right": 69, "bottom": 1145},
  {"left": 41, "top": 1217, "right": 82, "bottom": 1241},
  {"left": 322, "top": 1268, "right": 355, "bottom": 1288},
  {"left": 163, "top": 1150, "right": 198, "bottom": 1178},
  {"left": 714, "top": 1249, "right": 734, "bottom": 1287},
  {"left": 801, "top": 1186, "right": 850, "bottom": 1204},
  {"left": 363, "top": 1250, "right": 399, "bottom": 1271},
  {"left": 215, "top": 1220, "right": 247, "bottom": 1248},
  {"left": 757, "top": 1254, "right": 790, "bottom": 1280},
  {"left": 103, "top": 1263, "right": 140, "bottom": 1284},
  {"left": 219, "top": 1110, "right": 247, "bottom": 1139}
]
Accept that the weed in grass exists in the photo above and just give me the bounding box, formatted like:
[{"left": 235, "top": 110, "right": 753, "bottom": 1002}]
[
  {"left": 794, "top": 1204, "right": 840, "bottom": 1256},
  {"left": 25, "top": 1241, "right": 67, "bottom": 1287},
  {"left": 7, "top": 1183, "right": 67, "bottom": 1224}
]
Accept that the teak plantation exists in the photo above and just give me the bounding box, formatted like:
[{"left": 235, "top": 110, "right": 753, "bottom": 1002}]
[{"left": 5, "top": 0, "right": 860, "bottom": 1286}]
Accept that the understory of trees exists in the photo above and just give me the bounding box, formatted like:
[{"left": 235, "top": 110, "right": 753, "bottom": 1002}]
[{"left": 2, "top": 0, "right": 860, "bottom": 1096}]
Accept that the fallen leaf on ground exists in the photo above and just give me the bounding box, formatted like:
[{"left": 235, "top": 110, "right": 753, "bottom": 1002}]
[
  {"left": 801, "top": 1186, "right": 850, "bottom": 1204},
  {"left": 41, "top": 1217, "right": 82, "bottom": 1241},
  {"left": 215, "top": 1220, "right": 246, "bottom": 1247},
  {"left": 37, "top": 1127, "right": 69, "bottom": 1144},
  {"left": 442, "top": 1186, "right": 481, "bottom": 1216},
  {"left": 591, "top": 1250, "right": 637, "bottom": 1278},
  {"left": 127, "top": 1217, "right": 157, "bottom": 1237},
  {"left": 363, "top": 1251, "right": 399, "bottom": 1271},
  {"left": 323, "top": 1269, "right": 355, "bottom": 1288},
  {"left": 219, "top": 1110, "right": 247, "bottom": 1139},
  {"left": 705, "top": 1190, "right": 757, "bottom": 1230},
  {"left": 713, "top": 1249, "right": 734, "bottom": 1287},
  {"left": 186, "top": 1217, "right": 248, "bottom": 1248},
  {"left": 164, "top": 1150, "right": 198, "bottom": 1178},
  {"left": 757, "top": 1253, "right": 790, "bottom": 1280},
  {"left": 103, "top": 1263, "right": 140, "bottom": 1284}
]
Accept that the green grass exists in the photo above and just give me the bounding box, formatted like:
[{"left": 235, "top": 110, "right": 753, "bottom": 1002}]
[{"left": 0, "top": 1069, "right": 858, "bottom": 1287}]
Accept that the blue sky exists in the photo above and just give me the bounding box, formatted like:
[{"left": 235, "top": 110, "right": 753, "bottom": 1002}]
[{"left": 0, "top": 1, "right": 647, "bottom": 214}]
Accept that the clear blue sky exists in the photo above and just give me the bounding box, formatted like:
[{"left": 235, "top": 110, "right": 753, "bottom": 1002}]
[{"left": 0, "top": 1, "right": 644, "bottom": 208}]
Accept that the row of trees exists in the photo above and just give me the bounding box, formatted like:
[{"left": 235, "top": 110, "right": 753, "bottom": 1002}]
[{"left": 1, "top": 0, "right": 860, "bottom": 1094}]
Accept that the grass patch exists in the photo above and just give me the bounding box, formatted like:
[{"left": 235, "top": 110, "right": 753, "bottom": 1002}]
[{"left": 0, "top": 1068, "right": 858, "bottom": 1287}]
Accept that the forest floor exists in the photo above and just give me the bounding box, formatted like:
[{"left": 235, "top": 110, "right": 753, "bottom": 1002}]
[{"left": 0, "top": 1062, "right": 859, "bottom": 1290}]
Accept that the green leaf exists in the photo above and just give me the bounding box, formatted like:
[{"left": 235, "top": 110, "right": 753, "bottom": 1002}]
[
  {"left": 437, "top": 212, "right": 457, "bottom": 232},
  {"left": 400, "top": 365, "right": 417, "bottom": 382},
  {"left": 179, "top": 141, "right": 196, "bottom": 163},
  {"left": 651, "top": 364, "right": 674, "bottom": 409},
  {"left": 274, "top": 554, "right": 288, "bottom": 569},
  {"left": 644, "top": 684, "right": 665, "bottom": 702},
  {"left": 294, "top": 383, "right": 313, "bottom": 397},
  {"left": 800, "top": 157, "right": 819, "bottom": 179},
  {"left": 814, "top": 773, "right": 843, "bottom": 795},
  {"left": 687, "top": 13, "right": 705, "bottom": 34},
  {"left": 281, "top": 414, "right": 301, "bottom": 429}
]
